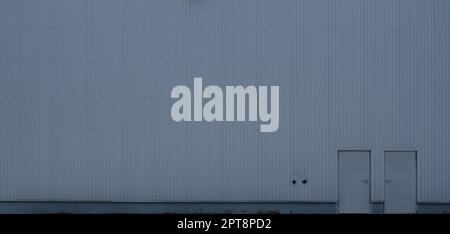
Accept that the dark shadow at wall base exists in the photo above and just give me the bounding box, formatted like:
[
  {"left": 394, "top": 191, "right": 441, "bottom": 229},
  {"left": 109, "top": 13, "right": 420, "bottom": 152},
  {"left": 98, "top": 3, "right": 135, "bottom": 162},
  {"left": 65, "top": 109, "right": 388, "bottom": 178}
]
[
  {"left": 371, "top": 202, "right": 384, "bottom": 214},
  {"left": 0, "top": 202, "right": 336, "bottom": 214},
  {"left": 417, "top": 204, "right": 450, "bottom": 214},
  {"left": 0, "top": 202, "right": 449, "bottom": 214}
]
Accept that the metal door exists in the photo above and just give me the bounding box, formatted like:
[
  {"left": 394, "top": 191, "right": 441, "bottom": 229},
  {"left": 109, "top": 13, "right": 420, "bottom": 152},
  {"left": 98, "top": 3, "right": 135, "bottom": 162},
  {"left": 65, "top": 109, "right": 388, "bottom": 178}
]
[
  {"left": 338, "top": 151, "right": 371, "bottom": 213},
  {"left": 385, "top": 151, "right": 417, "bottom": 213}
]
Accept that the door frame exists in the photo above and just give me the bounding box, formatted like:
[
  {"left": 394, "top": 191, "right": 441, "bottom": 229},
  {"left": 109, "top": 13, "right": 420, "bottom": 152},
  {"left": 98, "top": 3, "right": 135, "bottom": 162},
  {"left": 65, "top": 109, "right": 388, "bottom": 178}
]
[
  {"left": 337, "top": 150, "right": 371, "bottom": 213},
  {"left": 383, "top": 150, "right": 418, "bottom": 213}
]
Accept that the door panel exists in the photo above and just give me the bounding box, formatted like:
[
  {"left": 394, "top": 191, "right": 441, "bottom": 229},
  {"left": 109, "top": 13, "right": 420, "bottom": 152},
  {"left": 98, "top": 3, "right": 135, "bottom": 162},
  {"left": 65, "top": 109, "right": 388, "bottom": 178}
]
[
  {"left": 338, "top": 151, "right": 371, "bottom": 213},
  {"left": 385, "top": 151, "right": 417, "bottom": 213}
]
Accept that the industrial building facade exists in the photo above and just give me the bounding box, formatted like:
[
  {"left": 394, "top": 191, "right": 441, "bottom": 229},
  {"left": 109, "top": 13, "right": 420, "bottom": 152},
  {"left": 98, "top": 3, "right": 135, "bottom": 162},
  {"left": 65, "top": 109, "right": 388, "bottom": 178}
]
[{"left": 0, "top": 0, "right": 449, "bottom": 213}]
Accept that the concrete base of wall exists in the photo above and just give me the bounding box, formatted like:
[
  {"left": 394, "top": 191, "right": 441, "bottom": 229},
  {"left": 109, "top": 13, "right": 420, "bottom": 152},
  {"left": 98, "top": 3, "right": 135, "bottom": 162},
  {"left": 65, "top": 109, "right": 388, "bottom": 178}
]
[
  {"left": 417, "top": 204, "right": 450, "bottom": 214},
  {"left": 371, "top": 202, "right": 384, "bottom": 214},
  {"left": 0, "top": 202, "right": 337, "bottom": 214},
  {"left": 0, "top": 202, "right": 448, "bottom": 214}
]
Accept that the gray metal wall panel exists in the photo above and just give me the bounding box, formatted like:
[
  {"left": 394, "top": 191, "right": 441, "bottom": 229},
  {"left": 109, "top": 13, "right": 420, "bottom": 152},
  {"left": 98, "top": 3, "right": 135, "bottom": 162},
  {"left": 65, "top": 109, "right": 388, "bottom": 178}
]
[{"left": 0, "top": 0, "right": 449, "bottom": 202}]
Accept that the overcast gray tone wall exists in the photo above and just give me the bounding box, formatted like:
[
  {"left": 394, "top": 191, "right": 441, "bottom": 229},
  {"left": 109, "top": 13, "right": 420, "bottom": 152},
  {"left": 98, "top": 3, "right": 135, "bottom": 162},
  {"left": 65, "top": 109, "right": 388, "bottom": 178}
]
[{"left": 0, "top": 0, "right": 449, "bottom": 203}]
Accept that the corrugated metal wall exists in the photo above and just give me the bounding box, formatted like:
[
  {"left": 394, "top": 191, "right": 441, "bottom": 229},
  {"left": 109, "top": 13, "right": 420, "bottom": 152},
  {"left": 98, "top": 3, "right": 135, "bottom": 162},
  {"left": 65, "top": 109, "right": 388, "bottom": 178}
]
[{"left": 0, "top": 0, "right": 449, "bottom": 203}]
